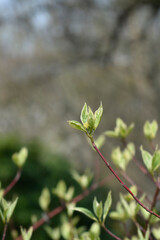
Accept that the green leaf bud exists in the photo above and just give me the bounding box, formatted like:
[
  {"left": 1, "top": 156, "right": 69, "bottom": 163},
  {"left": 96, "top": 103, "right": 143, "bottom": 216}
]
[
  {"left": 68, "top": 120, "right": 86, "bottom": 132},
  {"left": 143, "top": 120, "right": 158, "bottom": 140},
  {"left": 21, "top": 227, "right": 33, "bottom": 240},
  {"left": 103, "top": 191, "right": 112, "bottom": 223},
  {"left": 39, "top": 187, "right": 51, "bottom": 211},
  {"left": 12, "top": 147, "right": 28, "bottom": 168}
]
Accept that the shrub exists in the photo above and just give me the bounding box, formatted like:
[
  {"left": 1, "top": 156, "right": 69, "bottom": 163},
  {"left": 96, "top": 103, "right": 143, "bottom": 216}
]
[{"left": 1, "top": 103, "right": 160, "bottom": 240}]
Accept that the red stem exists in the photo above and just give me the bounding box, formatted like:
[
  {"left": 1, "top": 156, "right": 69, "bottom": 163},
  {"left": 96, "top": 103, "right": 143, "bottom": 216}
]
[
  {"left": 16, "top": 175, "right": 113, "bottom": 240},
  {"left": 3, "top": 169, "right": 22, "bottom": 196},
  {"left": 92, "top": 141, "right": 160, "bottom": 219},
  {"left": 2, "top": 223, "right": 8, "bottom": 240},
  {"left": 145, "top": 186, "right": 160, "bottom": 229},
  {"left": 102, "top": 223, "right": 121, "bottom": 240},
  {"left": 121, "top": 171, "right": 152, "bottom": 205}
]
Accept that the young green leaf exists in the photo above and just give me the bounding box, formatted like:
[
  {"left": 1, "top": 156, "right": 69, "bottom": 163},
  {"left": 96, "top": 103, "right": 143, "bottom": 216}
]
[
  {"left": 105, "top": 118, "right": 134, "bottom": 139},
  {"left": 126, "top": 123, "right": 135, "bottom": 136},
  {"left": 109, "top": 202, "right": 126, "bottom": 221},
  {"left": 152, "top": 150, "right": 160, "bottom": 172},
  {"left": 89, "top": 222, "right": 100, "bottom": 237},
  {"left": 21, "top": 227, "right": 33, "bottom": 240},
  {"left": 6, "top": 197, "right": 18, "bottom": 223},
  {"left": 52, "top": 180, "right": 67, "bottom": 199},
  {"left": 143, "top": 120, "right": 158, "bottom": 140},
  {"left": 152, "top": 227, "right": 160, "bottom": 240},
  {"left": 67, "top": 202, "right": 76, "bottom": 217},
  {"left": 137, "top": 226, "right": 150, "bottom": 240},
  {"left": 105, "top": 131, "right": 118, "bottom": 138},
  {"left": 127, "top": 142, "right": 135, "bottom": 156},
  {"left": 140, "top": 146, "right": 152, "bottom": 173},
  {"left": 120, "top": 194, "right": 130, "bottom": 217},
  {"left": 65, "top": 186, "right": 74, "bottom": 202},
  {"left": 0, "top": 197, "right": 18, "bottom": 223},
  {"left": 88, "top": 107, "right": 95, "bottom": 133},
  {"left": 103, "top": 191, "right": 112, "bottom": 223},
  {"left": 111, "top": 147, "right": 126, "bottom": 171},
  {"left": 124, "top": 185, "right": 137, "bottom": 201},
  {"left": 73, "top": 207, "right": 97, "bottom": 221},
  {"left": 93, "top": 198, "right": 103, "bottom": 221},
  {"left": 80, "top": 103, "right": 88, "bottom": 125},
  {"left": 12, "top": 147, "right": 28, "bottom": 168},
  {"left": 93, "top": 197, "right": 99, "bottom": 217},
  {"left": 94, "top": 135, "right": 105, "bottom": 149},
  {"left": 94, "top": 102, "right": 103, "bottom": 130},
  {"left": 68, "top": 120, "right": 86, "bottom": 132},
  {"left": 45, "top": 226, "right": 60, "bottom": 240},
  {"left": 0, "top": 209, "right": 5, "bottom": 223},
  {"left": 39, "top": 187, "right": 51, "bottom": 211}
]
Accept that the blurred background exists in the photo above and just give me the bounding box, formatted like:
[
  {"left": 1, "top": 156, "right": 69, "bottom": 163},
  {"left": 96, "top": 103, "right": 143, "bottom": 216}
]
[{"left": 0, "top": 0, "right": 160, "bottom": 239}]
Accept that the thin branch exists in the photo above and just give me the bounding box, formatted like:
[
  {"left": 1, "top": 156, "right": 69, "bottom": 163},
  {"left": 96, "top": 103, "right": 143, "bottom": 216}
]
[
  {"left": 102, "top": 223, "right": 122, "bottom": 240},
  {"left": 2, "top": 223, "right": 8, "bottom": 240},
  {"left": 145, "top": 186, "right": 160, "bottom": 229},
  {"left": 16, "top": 175, "right": 113, "bottom": 240},
  {"left": 133, "top": 219, "right": 153, "bottom": 240},
  {"left": 132, "top": 155, "right": 148, "bottom": 175},
  {"left": 121, "top": 171, "right": 152, "bottom": 205},
  {"left": 3, "top": 168, "right": 22, "bottom": 197},
  {"left": 149, "top": 140, "right": 156, "bottom": 152},
  {"left": 91, "top": 140, "right": 160, "bottom": 219}
]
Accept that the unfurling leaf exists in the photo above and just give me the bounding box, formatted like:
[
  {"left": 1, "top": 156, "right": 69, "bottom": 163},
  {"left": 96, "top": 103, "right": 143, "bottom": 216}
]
[
  {"left": 140, "top": 146, "right": 152, "bottom": 173},
  {"left": 12, "top": 147, "right": 28, "bottom": 168},
  {"left": 93, "top": 197, "right": 103, "bottom": 221},
  {"left": 94, "top": 102, "right": 103, "bottom": 130},
  {"left": 152, "top": 227, "right": 160, "bottom": 240},
  {"left": 94, "top": 135, "right": 105, "bottom": 149},
  {"left": 68, "top": 120, "right": 86, "bottom": 132},
  {"left": 152, "top": 150, "right": 160, "bottom": 172},
  {"left": 103, "top": 191, "right": 112, "bottom": 223},
  {"left": 105, "top": 118, "right": 134, "bottom": 139},
  {"left": 80, "top": 103, "right": 88, "bottom": 125},
  {"left": 39, "top": 187, "right": 51, "bottom": 211},
  {"left": 143, "top": 120, "right": 158, "bottom": 140},
  {"left": 73, "top": 207, "right": 97, "bottom": 221},
  {"left": 69, "top": 102, "right": 103, "bottom": 136},
  {"left": 21, "top": 227, "right": 33, "bottom": 240},
  {"left": 0, "top": 197, "right": 18, "bottom": 223}
]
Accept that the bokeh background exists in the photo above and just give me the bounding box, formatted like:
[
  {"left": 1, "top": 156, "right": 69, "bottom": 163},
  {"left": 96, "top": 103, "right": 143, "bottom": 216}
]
[{"left": 0, "top": 0, "right": 160, "bottom": 239}]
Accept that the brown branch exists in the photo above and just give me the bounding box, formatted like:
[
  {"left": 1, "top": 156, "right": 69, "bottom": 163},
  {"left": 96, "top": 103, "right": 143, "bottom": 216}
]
[
  {"left": 102, "top": 223, "right": 122, "bottom": 240},
  {"left": 121, "top": 171, "right": 152, "bottom": 205},
  {"left": 145, "top": 186, "right": 160, "bottom": 229},
  {"left": 2, "top": 223, "right": 8, "bottom": 240},
  {"left": 16, "top": 175, "right": 113, "bottom": 240},
  {"left": 3, "top": 168, "right": 22, "bottom": 197},
  {"left": 91, "top": 140, "right": 160, "bottom": 219}
]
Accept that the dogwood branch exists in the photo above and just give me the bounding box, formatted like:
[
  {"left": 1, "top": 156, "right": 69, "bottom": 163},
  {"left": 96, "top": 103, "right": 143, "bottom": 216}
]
[
  {"left": 16, "top": 175, "right": 114, "bottom": 240},
  {"left": 3, "top": 168, "right": 22, "bottom": 196},
  {"left": 91, "top": 139, "right": 160, "bottom": 219}
]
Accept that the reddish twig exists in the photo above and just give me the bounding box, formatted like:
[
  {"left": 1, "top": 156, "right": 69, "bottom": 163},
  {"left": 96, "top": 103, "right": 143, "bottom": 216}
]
[
  {"left": 145, "top": 186, "right": 160, "bottom": 229},
  {"left": 102, "top": 223, "right": 122, "bottom": 240},
  {"left": 149, "top": 141, "right": 156, "bottom": 152},
  {"left": 132, "top": 155, "right": 148, "bottom": 175},
  {"left": 133, "top": 219, "right": 153, "bottom": 240},
  {"left": 91, "top": 140, "right": 160, "bottom": 219},
  {"left": 16, "top": 175, "right": 113, "bottom": 240},
  {"left": 3, "top": 169, "right": 22, "bottom": 197},
  {"left": 2, "top": 223, "right": 8, "bottom": 240},
  {"left": 121, "top": 171, "right": 152, "bottom": 205}
]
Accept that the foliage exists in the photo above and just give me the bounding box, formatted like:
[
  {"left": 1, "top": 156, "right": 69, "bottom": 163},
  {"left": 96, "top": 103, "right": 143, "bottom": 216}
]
[{"left": 1, "top": 102, "right": 160, "bottom": 240}]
